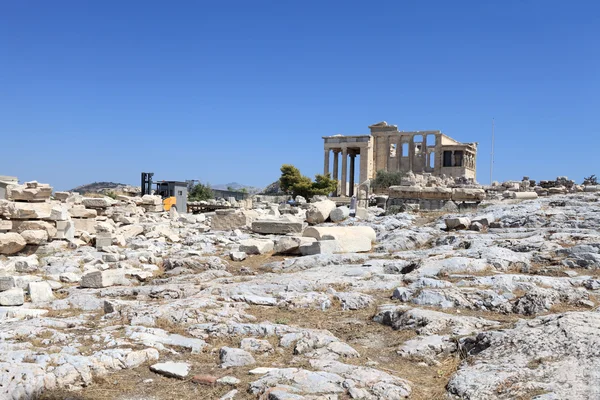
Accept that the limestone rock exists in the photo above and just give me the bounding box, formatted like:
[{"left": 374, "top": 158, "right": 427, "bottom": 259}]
[
  {"left": 0, "top": 233, "right": 26, "bottom": 255},
  {"left": 80, "top": 270, "right": 131, "bottom": 288},
  {"left": 20, "top": 229, "right": 48, "bottom": 245},
  {"left": 445, "top": 217, "right": 471, "bottom": 230},
  {"left": 330, "top": 206, "right": 350, "bottom": 222},
  {"left": 220, "top": 347, "right": 256, "bottom": 368},
  {"left": 274, "top": 236, "right": 317, "bottom": 255},
  {"left": 240, "top": 338, "right": 274, "bottom": 353},
  {"left": 306, "top": 200, "right": 336, "bottom": 224},
  {"left": 150, "top": 362, "right": 190, "bottom": 379},
  {"left": 229, "top": 251, "right": 247, "bottom": 261},
  {"left": 239, "top": 239, "right": 274, "bottom": 255},
  {"left": 28, "top": 281, "right": 55, "bottom": 303},
  {"left": 13, "top": 220, "right": 57, "bottom": 238},
  {"left": 82, "top": 197, "right": 115, "bottom": 208},
  {"left": 303, "top": 226, "right": 375, "bottom": 253},
  {"left": 0, "top": 288, "right": 24, "bottom": 306},
  {"left": 251, "top": 218, "right": 304, "bottom": 234}
]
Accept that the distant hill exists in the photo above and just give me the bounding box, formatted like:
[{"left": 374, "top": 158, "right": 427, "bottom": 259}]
[
  {"left": 70, "top": 182, "right": 140, "bottom": 195},
  {"left": 260, "top": 180, "right": 283, "bottom": 195},
  {"left": 211, "top": 182, "right": 263, "bottom": 194}
]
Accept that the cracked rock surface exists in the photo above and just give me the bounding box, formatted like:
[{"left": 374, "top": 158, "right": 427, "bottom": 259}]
[{"left": 1, "top": 192, "right": 600, "bottom": 399}]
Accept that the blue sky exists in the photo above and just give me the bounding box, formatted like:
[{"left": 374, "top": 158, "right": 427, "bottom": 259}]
[{"left": 1, "top": 1, "right": 598, "bottom": 190}]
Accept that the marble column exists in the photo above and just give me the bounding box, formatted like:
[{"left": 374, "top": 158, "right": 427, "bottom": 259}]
[
  {"left": 349, "top": 153, "right": 356, "bottom": 197},
  {"left": 333, "top": 151, "right": 339, "bottom": 195},
  {"left": 341, "top": 148, "right": 348, "bottom": 197},
  {"left": 324, "top": 149, "right": 330, "bottom": 175}
]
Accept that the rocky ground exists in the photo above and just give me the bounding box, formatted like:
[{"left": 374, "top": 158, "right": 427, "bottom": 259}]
[{"left": 2, "top": 192, "right": 600, "bottom": 400}]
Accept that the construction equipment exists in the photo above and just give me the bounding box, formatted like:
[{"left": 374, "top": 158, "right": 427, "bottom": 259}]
[{"left": 141, "top": 172, "right": 188, "bottom": 212}]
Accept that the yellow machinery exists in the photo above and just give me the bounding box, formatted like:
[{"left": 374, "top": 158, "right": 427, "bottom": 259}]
[{"left": 141, "top": 173, "right": 188, "bottom": 212}]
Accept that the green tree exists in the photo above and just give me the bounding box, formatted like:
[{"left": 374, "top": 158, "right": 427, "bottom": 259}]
[
  {"left": 188, "top": 182, "right": 214, "bottom": 201},
  {"left": 278, "top": 164, "right": 337, "bottom": 198},
  {"left": 583, "top": 175, "right": 598, "bottom": 185}
]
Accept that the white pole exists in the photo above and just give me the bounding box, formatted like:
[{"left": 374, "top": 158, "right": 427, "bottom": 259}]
[{"left": 490, "top": 118, "right": 495, "bottom": 185}]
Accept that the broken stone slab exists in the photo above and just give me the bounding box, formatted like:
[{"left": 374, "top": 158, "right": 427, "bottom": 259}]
[
  {"left": 445, "top": 217, "right": 471, "bottom": 230},
  {"left": 82, "top": 197, "right": 116, "bottom": 208},
  {"left": 0, "top": 288, "right": 24, "bottom": 306},
  {"left": 251, "top": 218, "right": 304, "bottom": 235},
  {"left": 28, "top": 281, "right": 55, "bottom": 303},
  {"left": 220, "top": 347, "right": 256, "bottom": 368},
  {"left": 116, "top": 224, "right": 144, "bottom": 239},
  {"left": 299, "top": 239, "right": 337, "bottom": 255},
  {"left": 149, "top": 362, "right": 190, "bottom": 379},
  {"left": 141, "top": 194, "right": 162, "bottom": 205},
  {"left": 212, "top": 210, "right": 258, "bottom": 231},
  {"left": 330, "top": 206, "right": 350, "bottom": 222},
  {"left": 303, "top": 226, "right": 375, "bottom": 253},
  {"left": 6, "top": 182, "right": 52, "bottom": 201},
  {"left": 0, "top": 276, "right": 15, "bottom": 291},
  {"left": 240, "top": 338, "right": 274, "bottom": 353},
  {"left": 80, "top": 270, "right": 132, "bottom": 288},
  {"left": 12, "top": 220, "right": 57, "bottom": 238},
  {"left": 0, "top": 233, "right": 26, "bottom": 255},
  {"left": 0, "top": 201, "right": 68, "bottom": 221},
  {"left": 306, "top": 199, "right": 337, "bottom": 224},
  {"left": 219, "top": 390, "right": 238, "bottom": 400},
  {"left": 73, "top": 218, "right": 96, "bottom": 234},
  {"left": 54, "top": 220, "right": 75, "bottom": 241},
  {"left": 69, "top": 205, "right": 98, "bottom": 218},
  {"left": 451, "top": 188, "right": 485, "bottom": 202},
  {"left": 229, "top": 251, "right": 247, "bottom": 261},
  {"left": 95, "top": 232, "right": 113, "bottom": 250},
  {"left": 20, "top": 229, "right": 48, "bottom": 245},
  {"left": 274, "top": 236, "right": 317, "bottom": 255},
  {"left": 53, "top": 191, "right": 70, "bottom": 202},
  {"left": 509, "top": 191, "right": 539, "bottom": 200},
  {"left": 239, "top": 239, "right": 274, "bottom": 255},
  {"left": 217, "top": 376, "right": 241, "bottom": 386},
  {"left": 0, "top": 220, "right": 11, "bottom": 233}
]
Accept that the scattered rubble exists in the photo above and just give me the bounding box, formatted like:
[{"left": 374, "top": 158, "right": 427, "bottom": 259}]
[{"left": 0, "top": 174, "right": 599, "bottom": 399}]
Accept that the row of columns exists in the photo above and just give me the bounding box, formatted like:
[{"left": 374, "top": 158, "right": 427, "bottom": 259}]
[{"left": 324, "top": 148, "right": 358, "bottom": 197}]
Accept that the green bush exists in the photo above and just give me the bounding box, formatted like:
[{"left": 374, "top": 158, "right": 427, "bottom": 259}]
[
  {"left": 188, "top": 182, "right": 214, "bottom": 201},
  {"left": 372, "top": 170, "right": 404, "bottom": 190},
  {"left": 583, "top": 175, "right": 598, "bottom": 185}
]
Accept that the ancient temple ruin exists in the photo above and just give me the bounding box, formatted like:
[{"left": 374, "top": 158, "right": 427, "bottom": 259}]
[{"left": 323, "top": 121, "right": 478, "bottom": 196}]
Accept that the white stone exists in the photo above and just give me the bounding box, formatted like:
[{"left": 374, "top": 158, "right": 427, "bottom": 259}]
[
  {"left": 445, "top": 217, "right": 471, "bottom": 230},
  {"left": 330, "top": 206, "right": 350, "bottom": 222},
  {"left": 28, "top": 281, "right": 55, "bottom": 303},
  {"left": 0, "top": 233, "right": 26, "bottom": 255},
  {"left": 299, "top": 240, "right": 338, "bottom": 255},
  {"left": 0, "top": 288, "right": 24, "bottom": 306},
  {"left": 303, "top": 226, "right": 375, "bottom": 253},
  {"left": 229, "top": 251, "right": 247, "bottom": 261},
  {"left": 149, "top": 362, "right": 190, "bottom": 379},
  {"left": 239, "top": 239, "right": 274, "bottom": 255},
  {"left": 306, "top": 200, "right": 337, "bottom": 224},
  {"left": 20, "top": 230, "right": 48, "bottom": 245},
  {"left": 80, "top": 270, "right": 131, "bottom": 288},
  {"left": 220, "top": 347, "right": 256, "bottom": 368}
]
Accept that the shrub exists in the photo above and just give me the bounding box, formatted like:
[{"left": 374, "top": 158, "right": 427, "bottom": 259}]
[
  {"left": 372, "top": 170, "right": 405, "bottom": 190},
  {"left": 583, "top": 175, "right": 598, "bottom": 186}
]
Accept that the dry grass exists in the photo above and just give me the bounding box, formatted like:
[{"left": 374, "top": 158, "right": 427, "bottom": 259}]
[{"left": 38, "top": 300, "right": 465, "bottom": 400}]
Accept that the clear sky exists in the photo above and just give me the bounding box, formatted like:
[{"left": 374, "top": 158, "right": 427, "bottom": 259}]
[{"left": 1, "top": 1, "right": 598, "bottom": 191}]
